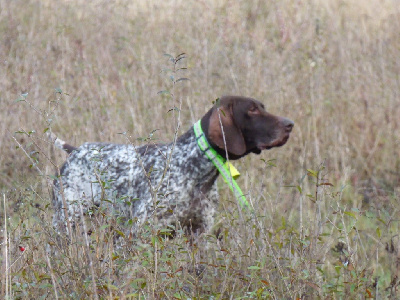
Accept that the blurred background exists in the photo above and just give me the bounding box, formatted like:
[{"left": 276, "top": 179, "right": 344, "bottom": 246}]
[
  {"left": 1, "top": 0, "right": 399, "bottom": 297},
  {"left": 1, "top": 0, "right": 399, "bottom": 195}
]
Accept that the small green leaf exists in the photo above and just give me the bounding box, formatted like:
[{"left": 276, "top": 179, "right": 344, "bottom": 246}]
[
  {"left": 335, "top": 265, "right": 342, "bottom": 274},
  {"left": 365, "top": 211, "right": 375, "bottom": 218},
  {"left": 376, "top": 227, "right": 381, "bottom": 238},
  {"left": 173, "top": 293, "right": 183, "bottom": 299},
  {"left": 105, "top": 284, "right": 118, "bottom": 290},
  {"left": 164, "top": 53, "right": 174, "bottom": 62},
  {"left": 377, "top": 218, "right": 386, "bottom": 225},
  {"left": 15, "top": 130, "right": 27, "bottom": 135},
  {"left": 157, "top": 90, "right": 170, "bottom": 95},
  {"left": 248, "top": 266, "right": 261, "bottom": 270},
  {"left": 176, "top": 77, "right": 190, "bottom": 82},
  {"left": 114, "top": 230, "right": 125, "bottom": 238},
  {"left": 213, "top": 97, "right": 221, "bottom": 106},
  {"left": 100, "top": 224, "right": 110, "bottom": 230},
  {"left": 344, "top": 211, "right": 356, "bottom": 219},
  {"left": 307, "top": 169, "right": 318, "bottom": 178},
  {"left": 297, "top": 185, "right": 303, "bottom": 194},
  {"left": 15, "top": 93, "right": 28, "bottom": 102},
  {"left": 54, "top": 87, "right": 63, "bottom": 94},
  {"left": 38, "top": 283, "right": 52, "bottom": 289}
]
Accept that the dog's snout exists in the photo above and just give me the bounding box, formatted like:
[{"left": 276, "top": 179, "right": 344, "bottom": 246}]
[{"left": 283, "top": 118, "right": 294, "bottom": 132}]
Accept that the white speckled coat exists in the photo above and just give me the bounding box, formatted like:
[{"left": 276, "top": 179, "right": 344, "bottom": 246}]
[{"left": 53, "top": 128, "right": 219, "bottom": 232}]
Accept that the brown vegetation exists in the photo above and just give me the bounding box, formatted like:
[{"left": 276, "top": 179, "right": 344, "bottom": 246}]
[{"left": 1, "top": 0, "right": 399, "bottom": 298}]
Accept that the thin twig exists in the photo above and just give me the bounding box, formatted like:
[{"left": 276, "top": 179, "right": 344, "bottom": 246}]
[{"left": 79, "top": 202, "right": 99, "bottom": 300}]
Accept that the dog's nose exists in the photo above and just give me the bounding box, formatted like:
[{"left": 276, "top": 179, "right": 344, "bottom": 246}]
[{"left": 283, "top": 118, "right": 294, "bottom": 132}]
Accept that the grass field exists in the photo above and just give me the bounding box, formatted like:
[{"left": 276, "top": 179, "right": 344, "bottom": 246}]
[{"left": 1, "top": 0, "right": 400, "bottom": 298}]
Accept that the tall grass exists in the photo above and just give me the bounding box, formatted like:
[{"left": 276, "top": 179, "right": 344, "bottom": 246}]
[{"left": 1, "top": 0, "right": 399, "bottom": 298}]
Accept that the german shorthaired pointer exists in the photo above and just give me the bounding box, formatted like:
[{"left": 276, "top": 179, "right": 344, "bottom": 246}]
[{"left": 51, "top": 96, "right": 294, "bottom": 234}]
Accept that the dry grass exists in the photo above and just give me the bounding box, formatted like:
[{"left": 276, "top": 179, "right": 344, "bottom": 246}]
[{"left": 1, "top": 0, "right": 400, "bottom": 298}]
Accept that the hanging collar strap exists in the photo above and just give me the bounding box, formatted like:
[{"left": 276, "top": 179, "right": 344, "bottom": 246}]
[{"left": 193, "top": 120, "right": 249, "bottom": 209}]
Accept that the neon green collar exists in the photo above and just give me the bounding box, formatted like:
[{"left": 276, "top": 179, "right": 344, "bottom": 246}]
[{"left": 193, "top": 120, "right": 249, "bottom": 209}]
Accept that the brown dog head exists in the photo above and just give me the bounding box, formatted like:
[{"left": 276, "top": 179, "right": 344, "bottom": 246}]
[{"left": 201, "top": 96, "right": 294, "bottom": 160}]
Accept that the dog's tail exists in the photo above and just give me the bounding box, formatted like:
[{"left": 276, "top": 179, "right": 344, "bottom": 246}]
[{"left": 47, "top": 131, "right": 77, "bottom": 154}]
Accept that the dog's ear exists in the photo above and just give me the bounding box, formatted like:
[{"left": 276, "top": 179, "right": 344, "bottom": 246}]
[{"left": 208, "top": 103, "right": 246, "bottom": 156}]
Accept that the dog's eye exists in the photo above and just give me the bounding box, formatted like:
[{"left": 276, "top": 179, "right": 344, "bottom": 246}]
[{"left": 248, "top": 106, "right": 259, "bottom": 114}]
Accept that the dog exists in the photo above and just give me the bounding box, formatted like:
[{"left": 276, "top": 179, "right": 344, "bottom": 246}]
[{"left": 50, "top": 96, "right": 294, "bottom": 235}]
